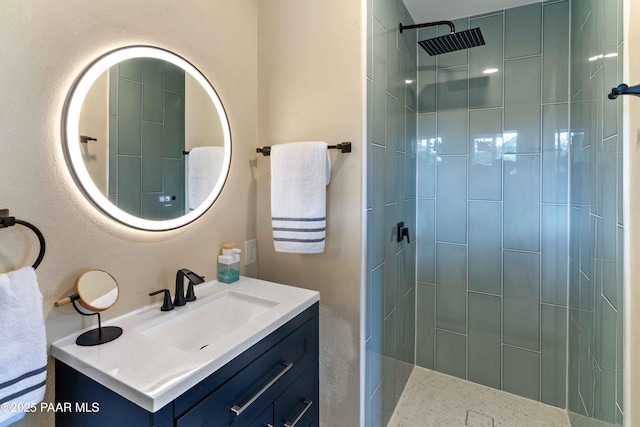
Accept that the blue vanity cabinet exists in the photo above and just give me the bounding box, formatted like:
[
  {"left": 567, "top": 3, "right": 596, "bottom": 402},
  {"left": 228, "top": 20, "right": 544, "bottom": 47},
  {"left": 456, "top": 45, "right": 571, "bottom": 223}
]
[{"left": 55, "top": 302, "right": 319, "bottom": 427}]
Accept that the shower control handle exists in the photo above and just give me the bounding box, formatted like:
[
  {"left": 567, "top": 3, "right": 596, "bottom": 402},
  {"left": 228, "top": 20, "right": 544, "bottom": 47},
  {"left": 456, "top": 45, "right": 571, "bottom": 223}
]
[{"left": 397, "top": 222, "right": 411, "bottom": 244}]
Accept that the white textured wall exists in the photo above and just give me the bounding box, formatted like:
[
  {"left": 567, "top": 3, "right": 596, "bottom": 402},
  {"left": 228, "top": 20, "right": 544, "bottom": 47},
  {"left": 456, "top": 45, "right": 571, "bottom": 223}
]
[
  {"left": 0, "top": 1, "right": 258, "bottom": 426},
  {"left": 257, "top": 0, "right": 363, "bottom": 425}
]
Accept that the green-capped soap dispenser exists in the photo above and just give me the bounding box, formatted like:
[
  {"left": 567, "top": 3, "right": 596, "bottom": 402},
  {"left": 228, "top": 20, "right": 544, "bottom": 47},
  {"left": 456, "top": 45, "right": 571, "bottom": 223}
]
[{"left": 218, "top": 242, "right": 241, "bottom": 283}]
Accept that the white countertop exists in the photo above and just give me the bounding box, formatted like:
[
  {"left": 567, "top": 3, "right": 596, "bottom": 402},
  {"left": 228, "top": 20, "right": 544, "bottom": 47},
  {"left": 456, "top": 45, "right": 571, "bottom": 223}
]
[{"left": 50, "top": 277, "right": 320, "bottom": 413}]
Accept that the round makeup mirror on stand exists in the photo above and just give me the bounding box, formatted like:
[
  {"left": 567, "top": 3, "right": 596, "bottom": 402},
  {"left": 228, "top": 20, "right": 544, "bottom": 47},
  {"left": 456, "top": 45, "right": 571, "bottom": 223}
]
[{"left": 55, "top": 270, "right": 123, "bottom": 346}]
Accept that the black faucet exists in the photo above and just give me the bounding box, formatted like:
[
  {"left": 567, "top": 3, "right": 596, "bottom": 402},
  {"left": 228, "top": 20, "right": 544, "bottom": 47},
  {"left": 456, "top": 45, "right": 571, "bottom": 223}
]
[{"left": 174, "top": 268, "right": 205, "bottom": 307}]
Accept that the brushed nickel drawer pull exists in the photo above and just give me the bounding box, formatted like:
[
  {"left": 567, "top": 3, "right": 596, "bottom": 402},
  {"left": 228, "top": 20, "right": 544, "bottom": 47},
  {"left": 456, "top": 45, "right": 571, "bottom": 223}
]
[
  {"left": 230, "top": 362, "right": 294, "bottom": 415},
  {"left": 284, "top": 399, "right": 313, "bottom": 427}
]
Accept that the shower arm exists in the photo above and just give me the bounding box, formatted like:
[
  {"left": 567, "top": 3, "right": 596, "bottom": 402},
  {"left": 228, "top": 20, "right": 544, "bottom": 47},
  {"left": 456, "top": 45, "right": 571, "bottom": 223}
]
[{"left": 399, "top": 21, "right": 456, "bottom": 34}]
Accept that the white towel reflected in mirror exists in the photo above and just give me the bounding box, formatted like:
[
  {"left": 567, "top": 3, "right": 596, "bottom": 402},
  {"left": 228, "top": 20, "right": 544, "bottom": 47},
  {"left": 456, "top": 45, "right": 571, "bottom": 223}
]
[{"left": 187, "top": 146, "right": 225, "bottom": 211}]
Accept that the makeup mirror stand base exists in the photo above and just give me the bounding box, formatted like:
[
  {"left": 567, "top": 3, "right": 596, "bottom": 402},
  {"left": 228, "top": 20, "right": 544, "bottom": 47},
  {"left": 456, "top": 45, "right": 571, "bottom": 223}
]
[{"left": 72, "top": 300, "right": 123, "bottom": 346}]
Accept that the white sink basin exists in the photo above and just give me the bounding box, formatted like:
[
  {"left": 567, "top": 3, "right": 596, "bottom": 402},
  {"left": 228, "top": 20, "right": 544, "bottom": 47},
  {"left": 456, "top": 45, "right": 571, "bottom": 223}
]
[
  {"left": 135, "top": 290, "right": 278, "bottom": 353},
  {"left": 50, "top": 277, "right": 319, "bottom": 412}
]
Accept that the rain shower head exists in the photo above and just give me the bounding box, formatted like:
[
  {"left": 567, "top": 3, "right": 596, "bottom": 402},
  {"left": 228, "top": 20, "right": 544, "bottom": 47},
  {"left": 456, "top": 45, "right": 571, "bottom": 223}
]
[
  {"left": 419, "top": 27, "right": 485, "bottom": 56},
  {"left": 399, "top": 21, "right": 486, "bottom": 56}
]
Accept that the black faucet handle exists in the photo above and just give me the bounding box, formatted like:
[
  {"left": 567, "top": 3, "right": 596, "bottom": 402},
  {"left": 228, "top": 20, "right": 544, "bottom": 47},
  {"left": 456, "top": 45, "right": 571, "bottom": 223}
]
[
  {"left": 397, "top": 221, "right": 411, "bottom": 244},
  {"left": 185, "top": 281, "right": 196, "bottom": 302},
  {"left": 149, "top": 289, "right": 174, "bottom": 311}
]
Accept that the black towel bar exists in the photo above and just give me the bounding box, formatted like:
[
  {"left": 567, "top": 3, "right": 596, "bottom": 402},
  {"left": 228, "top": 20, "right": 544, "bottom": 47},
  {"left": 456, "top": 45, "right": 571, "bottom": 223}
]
[
  {"left": 0, "top": 209, "right": 46, "bottom": 269},
  {"left": 256, "top": 142, "right": 352, "bottom": 156}
]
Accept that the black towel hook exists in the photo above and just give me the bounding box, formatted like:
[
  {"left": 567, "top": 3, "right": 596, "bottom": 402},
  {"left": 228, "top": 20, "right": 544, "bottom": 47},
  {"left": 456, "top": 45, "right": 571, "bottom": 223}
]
[{"left": 0, "top": 209, "right": 46, "bottom": 269}]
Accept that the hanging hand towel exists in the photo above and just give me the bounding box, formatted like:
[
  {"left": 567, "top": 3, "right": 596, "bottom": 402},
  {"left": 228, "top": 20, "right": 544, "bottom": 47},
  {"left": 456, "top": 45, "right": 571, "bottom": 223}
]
[
  {"left": 271, "top": 141, "right": 331, "bottom": 253},
  {"left": 0, "top": 267, "right": 46, "bottom": 425},
  {"left": 187, "top": 146, "right": 226, "bottom": 211}
]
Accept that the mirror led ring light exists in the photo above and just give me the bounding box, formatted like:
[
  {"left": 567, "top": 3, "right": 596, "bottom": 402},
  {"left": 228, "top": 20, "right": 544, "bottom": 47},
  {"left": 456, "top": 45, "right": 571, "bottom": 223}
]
[{"left": 64, "top": 46, "right": 231, "bottom": 231}]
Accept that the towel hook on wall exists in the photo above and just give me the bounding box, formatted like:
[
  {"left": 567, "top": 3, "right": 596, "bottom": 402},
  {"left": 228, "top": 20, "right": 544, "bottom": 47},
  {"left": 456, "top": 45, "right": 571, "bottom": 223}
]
[{"left": 0, "top": 209, "right": 46, "bottom": 269}]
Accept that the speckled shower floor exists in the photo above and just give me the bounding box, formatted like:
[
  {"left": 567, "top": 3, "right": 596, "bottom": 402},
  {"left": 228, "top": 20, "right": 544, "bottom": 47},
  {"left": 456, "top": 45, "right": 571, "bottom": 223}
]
[{"left": 387, "top": 366, "right": 570, "bottom": 427}]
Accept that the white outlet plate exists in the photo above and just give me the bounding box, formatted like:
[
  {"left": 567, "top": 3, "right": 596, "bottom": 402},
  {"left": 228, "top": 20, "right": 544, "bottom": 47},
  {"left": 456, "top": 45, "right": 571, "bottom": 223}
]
[{"left": 245, "top": 239, "right": 257, "bottom": 265}]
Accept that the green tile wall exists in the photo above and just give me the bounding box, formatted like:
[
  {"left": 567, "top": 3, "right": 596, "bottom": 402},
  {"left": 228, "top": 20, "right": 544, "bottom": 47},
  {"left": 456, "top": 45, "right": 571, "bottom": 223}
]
[
  {"left": 365, "top": 0, "right": 417, "bottom": 425},
  {"left": 416, "top": 0, "right": 572, "bottom": 410},
  {"left": 468, "top": 108, "right": 503, "bottom": 201},
  {"left": 503, "top": 345, "right": 540, "bottom": 401},
  {"left": 568, "top": 0, "right": 624, "bottom": 424},
  {"left": 468, "top": 201, "right": 501, "bottom": 295},
  {"left": 468, "top": 292, "right": 501, "bottom": 388},
  {"left": 504, "top": 3, "right": 541, "bottom": 58},
  {"left": 108, "top": 59, "right": 185, "bottom": 220},
  {"left": 541, "top": 303, "right": 567, "bottom": 407},
  {"left": 469, "top": 14, "right": 503, "bottom": 109}
]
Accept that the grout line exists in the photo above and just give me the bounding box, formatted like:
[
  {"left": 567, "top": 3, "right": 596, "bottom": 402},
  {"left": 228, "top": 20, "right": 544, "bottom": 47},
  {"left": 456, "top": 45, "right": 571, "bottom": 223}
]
[
  {"left": 504, "top": 53, "right": 543, "bottom": 62},
  {"left": 435, "top": 327, "right": 467, "bottom": 337},
  {"left": 541, "top": 101, "right": 571, "bottom": 107},
  {"left": 467, "top": 198, "right": 502, "bottom": 204},
  {"left": 468, "top": 289, "right": 502, "bottom": 298},
  {"left": 503, "top": 342, "right": 541, "bottom": 354},
  {"left": 541, "top": 201, "right": 572, "bottom": 207},
  {"left": 601, "top": 293, "right": 617, "bottom": 313},
  {"left": 466, "top": 37, "right": 470, "bottom": 382},
  {"left": 436, "top": 63, "right": 469, "bottom": 71},
  {"left": 538, "top": 6, "right": 544, "bottom": 401},
  {"left": 470, "top": 10, "right": 504, "bottom": 20},
  {"left": 433, "top": 42, "right": 439, "bottom": 373},
  {"left": 500, "top": 7, "right": 506, "bottom": 393},
  {"left": 434, "top": 241, "right": 467, "bottom": 247},
  {"left": 467, "top": 106, "right": 503, "bottom": 112},
  {"left": 502, "top": 247, "right": 541, "bottom": 255},
  {"left": 541, "top": 301, "right": 571, "bottom": 310}
]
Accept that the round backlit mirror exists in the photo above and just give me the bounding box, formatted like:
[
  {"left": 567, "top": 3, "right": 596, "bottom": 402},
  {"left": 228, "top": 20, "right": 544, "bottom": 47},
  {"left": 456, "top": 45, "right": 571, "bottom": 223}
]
[{"left": 63, "top": 46, "right": 231, "bottom": 231}]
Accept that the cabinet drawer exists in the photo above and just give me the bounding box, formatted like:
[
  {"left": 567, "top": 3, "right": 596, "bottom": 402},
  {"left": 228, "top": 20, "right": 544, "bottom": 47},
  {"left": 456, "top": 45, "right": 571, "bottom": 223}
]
[
  {"left": 273, "top": 364, "right": 319, "bottom": 427},
  {"left": 248, "top": 404, "right": 273, "bottom": 427},
  {"left": 177, "top": 319, "right": 316, "bottom": 427}
]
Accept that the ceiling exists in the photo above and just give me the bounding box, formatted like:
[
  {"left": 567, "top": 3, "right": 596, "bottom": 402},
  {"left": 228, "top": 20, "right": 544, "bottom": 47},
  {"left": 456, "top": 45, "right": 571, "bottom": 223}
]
[{"left": 403, "top": 0, "right": 539, "bottom": 23}]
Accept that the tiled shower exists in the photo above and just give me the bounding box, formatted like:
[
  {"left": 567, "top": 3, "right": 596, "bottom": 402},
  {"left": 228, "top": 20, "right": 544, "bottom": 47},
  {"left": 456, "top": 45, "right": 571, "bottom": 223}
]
[
  {"left": 365, "top": 0, "right": 624, "bottom": 425},
  {"left": 108, "top": 59, "right": 186, "bottom": 220},
  {"left": 415, "top": 0, "right": 570, "bottom": 407}
]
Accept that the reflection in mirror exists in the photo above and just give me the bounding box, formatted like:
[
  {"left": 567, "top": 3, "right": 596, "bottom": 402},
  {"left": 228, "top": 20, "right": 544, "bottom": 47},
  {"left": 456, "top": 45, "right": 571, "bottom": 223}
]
[
  {"left": 65, "top": 46, "right": 231, "bottom": 231},
  {"left": 76, "top": 270, "right": 119, "bottom": 311}
]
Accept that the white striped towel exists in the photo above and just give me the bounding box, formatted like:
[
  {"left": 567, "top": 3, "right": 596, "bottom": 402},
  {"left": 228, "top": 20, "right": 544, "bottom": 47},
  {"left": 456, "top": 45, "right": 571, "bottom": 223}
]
[
  {"left": 0, "top": 267, "right": 46, "bottom": 424},
  {"left": 271, "top": 141, "right": 331, "bottom": 253}
]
